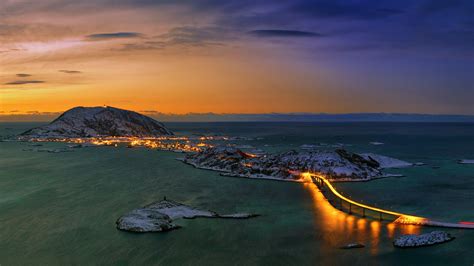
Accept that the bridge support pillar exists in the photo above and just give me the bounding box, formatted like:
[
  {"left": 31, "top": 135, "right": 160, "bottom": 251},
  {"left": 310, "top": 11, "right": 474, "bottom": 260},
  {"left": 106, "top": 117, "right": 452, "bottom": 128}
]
[
  {"left": 362, "top": 208, "right": 365, "bottom": 217},
  {"left": 349, "top": 203, "right": 352, "bottom": 214}
]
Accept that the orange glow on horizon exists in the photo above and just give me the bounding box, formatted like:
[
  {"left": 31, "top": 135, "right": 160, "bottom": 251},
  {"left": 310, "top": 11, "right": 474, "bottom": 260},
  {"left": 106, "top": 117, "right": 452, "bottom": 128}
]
[{"left": 0, "top": 50, "right": 337, "bottom": 119}]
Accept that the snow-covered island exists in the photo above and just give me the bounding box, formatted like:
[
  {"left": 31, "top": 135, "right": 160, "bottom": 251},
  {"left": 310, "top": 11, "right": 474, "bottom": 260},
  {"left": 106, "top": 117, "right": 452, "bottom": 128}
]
[
  {"left": 458, "top": 159, "right": 474, "bottom": 164},
  {"left": 16, "top": 106, "right": 238, "bottom": 153},
  {"left": 369, "top": 142, "right": 384, "bottom": 145},
  {"left": 183, "top": 146, "right": 412, "bottom": 182},
  {"left": 117, "top": 199, "right": 259, "bottom": 233},
  {"left": 19, "top": 106, "right": 173, "bottom": 139}
]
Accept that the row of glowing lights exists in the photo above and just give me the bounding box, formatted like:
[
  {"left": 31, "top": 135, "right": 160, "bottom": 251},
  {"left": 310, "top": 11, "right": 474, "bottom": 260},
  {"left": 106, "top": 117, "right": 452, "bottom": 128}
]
[
  {"left": 28, "top": 136, "right": 215, "bottom": 152},
  {"left": 29, "top": 136, "right": 226, "bottom": 142},
  {"left": 127, "top": 139, "right": 210, "bottom": 152},
  {"left": 27, "top": 136, "right": 262, "bottom": 156},
  {"left": 299, "top": 172, "right": 428, "bottom": 225}
]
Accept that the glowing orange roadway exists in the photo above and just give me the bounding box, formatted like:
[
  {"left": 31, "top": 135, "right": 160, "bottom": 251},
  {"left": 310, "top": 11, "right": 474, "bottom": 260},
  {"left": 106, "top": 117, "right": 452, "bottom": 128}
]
[{"left": 302, "top": 172, "right": 474, "bottom": 229}]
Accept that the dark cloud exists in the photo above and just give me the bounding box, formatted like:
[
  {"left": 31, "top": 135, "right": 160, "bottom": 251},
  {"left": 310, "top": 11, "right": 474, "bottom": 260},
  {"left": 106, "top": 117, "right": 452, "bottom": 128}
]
[
  {"left": 107, "top": 0, "right": 472, "bottom": 58},
  {"left": 288, "top": 1, "right": 404, "bottom": 20},
  {"left": 59, "top": 70, "right": 82, "bottom": 74},
  {"left": 248, "top": 30, "right": 324, "bottom": 38},
  {"left": 5, "top": 80, "right": 45, "bottom": 85},
  {"left": 2, "top": 1, "right": 472, "bottom": 57},
  {"left": 16, "top": 73, "right": 32, "bottom": 77},
  {"left": 418, "top": 0, "right": 472, "bottom": 14},
  {"left": 23, "top": 110, "right": 60, "bottom": 115},
  {"left": 84, "top": 32, "right": 144, "bottom": 41}
]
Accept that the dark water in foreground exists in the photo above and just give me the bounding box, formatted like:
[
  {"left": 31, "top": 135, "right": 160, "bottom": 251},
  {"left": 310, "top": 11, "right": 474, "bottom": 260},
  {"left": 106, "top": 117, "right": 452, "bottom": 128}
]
[{"left": 0, "top": 122, "right": 473, "bottom": 265}]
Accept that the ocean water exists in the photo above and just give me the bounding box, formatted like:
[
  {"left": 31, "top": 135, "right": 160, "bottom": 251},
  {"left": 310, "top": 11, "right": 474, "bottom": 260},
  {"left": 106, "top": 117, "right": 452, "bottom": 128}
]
[{"left": 0, "top": 122, "right": 473, "bottom": 265}]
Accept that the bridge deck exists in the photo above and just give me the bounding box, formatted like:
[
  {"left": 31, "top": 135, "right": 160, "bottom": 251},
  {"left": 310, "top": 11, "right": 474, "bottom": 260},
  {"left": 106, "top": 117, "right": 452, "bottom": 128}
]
[{"left": 305, "top": 173, "right": 474, "bottom": 229}]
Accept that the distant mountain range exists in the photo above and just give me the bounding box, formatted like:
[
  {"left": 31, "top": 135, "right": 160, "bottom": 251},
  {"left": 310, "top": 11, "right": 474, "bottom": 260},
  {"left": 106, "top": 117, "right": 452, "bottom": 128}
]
[
  {"left": 2, "top": 111, "right": 474, "bottom": 123},
  {"left": 147, "top": 113, "right": 474, "bottom": 122}
]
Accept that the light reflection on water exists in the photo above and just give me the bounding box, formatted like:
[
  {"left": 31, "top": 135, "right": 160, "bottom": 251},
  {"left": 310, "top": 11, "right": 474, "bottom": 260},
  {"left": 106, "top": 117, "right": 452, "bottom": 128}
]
[
  {"left": 302, "top": 182, "right": 421, "bottom": 252},
  {"left": 1, "top": 122, "right": 473, "bottom": 264}
]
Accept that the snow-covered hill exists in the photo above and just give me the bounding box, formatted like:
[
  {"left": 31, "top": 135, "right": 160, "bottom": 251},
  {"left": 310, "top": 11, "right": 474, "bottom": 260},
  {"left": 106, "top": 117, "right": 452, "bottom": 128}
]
[{"left": 20, "top": 106, "right": 173, "bottom": 138}]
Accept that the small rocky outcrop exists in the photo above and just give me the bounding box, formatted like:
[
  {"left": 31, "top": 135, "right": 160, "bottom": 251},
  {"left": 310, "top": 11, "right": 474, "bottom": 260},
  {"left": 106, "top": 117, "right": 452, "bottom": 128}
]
[
  {"left": 393, "top": 231, "right": 454, "bottom": 248},
  {"left": 20, "top": 106, "right": 173, "bottom": 139},
  {"left": 336, "top": 149, "right": 380, "bottom": 168},
  {"left": 340, "top": 243, "right": 365, "bottom": 249},
  {"left": 116, "top": 199, "right": 258, "bottom": 233},
  {"left": 116, "top": 208, "right": 179, "bottom": 233}
]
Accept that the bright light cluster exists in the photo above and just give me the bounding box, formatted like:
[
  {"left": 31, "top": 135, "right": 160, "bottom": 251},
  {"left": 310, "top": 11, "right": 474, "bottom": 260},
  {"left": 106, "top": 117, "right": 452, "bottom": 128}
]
[
  {"left": 393, "top": 215, "right": 428, "bottom": 225},
  {"left": 26, "top": 136, "right": 222, "bottom": 153}
]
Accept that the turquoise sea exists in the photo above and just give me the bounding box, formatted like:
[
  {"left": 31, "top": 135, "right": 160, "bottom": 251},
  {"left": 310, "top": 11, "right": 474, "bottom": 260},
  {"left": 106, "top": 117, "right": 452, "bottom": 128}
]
[{"left": 0, "top": 122, "right": 473, "bottom": 265}]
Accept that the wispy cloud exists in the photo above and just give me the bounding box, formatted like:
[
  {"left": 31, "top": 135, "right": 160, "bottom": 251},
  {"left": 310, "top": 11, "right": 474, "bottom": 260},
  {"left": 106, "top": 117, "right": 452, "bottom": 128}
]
[
  {"left": 158, "top": 26, "right": 228, "bottom": 46},
  {"left": 5, "top": 80, "right": 45, "bottom": 85},
  {"left": 120, "top": 41, "right": 166, "bottom": 51},
  {"left": 84, "top": 32, "right": 143, "bottom": 41},
  {"left": 248, "top": 30, "right": 324, "bottom": 38},
  {"left": 59, "top": 70, "right": 82, "bottom": 74},
  {"left": 0, "top": 48, "right": 26, "bottom": 53},
  {"left": 16, "top": 73, "right": 32, "bottom": 77},
  {"left": 120, "top": 26, "right": 229, "bottom": 51}
]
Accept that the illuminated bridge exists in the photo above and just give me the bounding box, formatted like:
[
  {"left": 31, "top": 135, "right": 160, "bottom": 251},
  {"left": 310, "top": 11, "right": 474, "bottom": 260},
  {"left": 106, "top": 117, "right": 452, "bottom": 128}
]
[{"left": 303, "top": 173, "right": 474, "bottom": 229}]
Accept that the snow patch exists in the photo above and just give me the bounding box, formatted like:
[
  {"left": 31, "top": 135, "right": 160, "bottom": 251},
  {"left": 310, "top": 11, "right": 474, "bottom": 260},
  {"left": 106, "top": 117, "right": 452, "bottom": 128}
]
[{"left": 361, "top": 153, "right": 412, "bottom": 168}]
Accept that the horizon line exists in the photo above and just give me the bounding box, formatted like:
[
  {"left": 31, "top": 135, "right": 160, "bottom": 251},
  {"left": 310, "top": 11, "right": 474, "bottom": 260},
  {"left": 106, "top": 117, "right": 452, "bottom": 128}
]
[{"left": 2, "top": 111, "right": 474, "bottom": 123}]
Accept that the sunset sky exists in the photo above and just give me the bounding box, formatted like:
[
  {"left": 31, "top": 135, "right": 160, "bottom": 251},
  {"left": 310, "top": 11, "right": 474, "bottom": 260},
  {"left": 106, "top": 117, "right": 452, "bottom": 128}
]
[{"left": 1, "top": 0, "right": 473, "bottom": 120}]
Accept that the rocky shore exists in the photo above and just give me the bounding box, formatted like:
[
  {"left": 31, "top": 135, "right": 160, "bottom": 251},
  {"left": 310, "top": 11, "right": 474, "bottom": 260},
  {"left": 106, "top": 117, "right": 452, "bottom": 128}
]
[
  {"left": 116, "top": 199, "right": 259, "bottom": 233},
  {"left": 393, "top": 231, "right": 454, "bottom": 248},
  {"left": 22, "top": 147, "right": 74, "bottom": 153}
]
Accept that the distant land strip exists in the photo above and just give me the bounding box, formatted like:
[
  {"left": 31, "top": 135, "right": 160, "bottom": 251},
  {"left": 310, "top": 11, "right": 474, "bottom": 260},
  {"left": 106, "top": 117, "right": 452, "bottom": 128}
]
[{"left": 1, "top": 112, "right": 474, "bottom": 123}]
